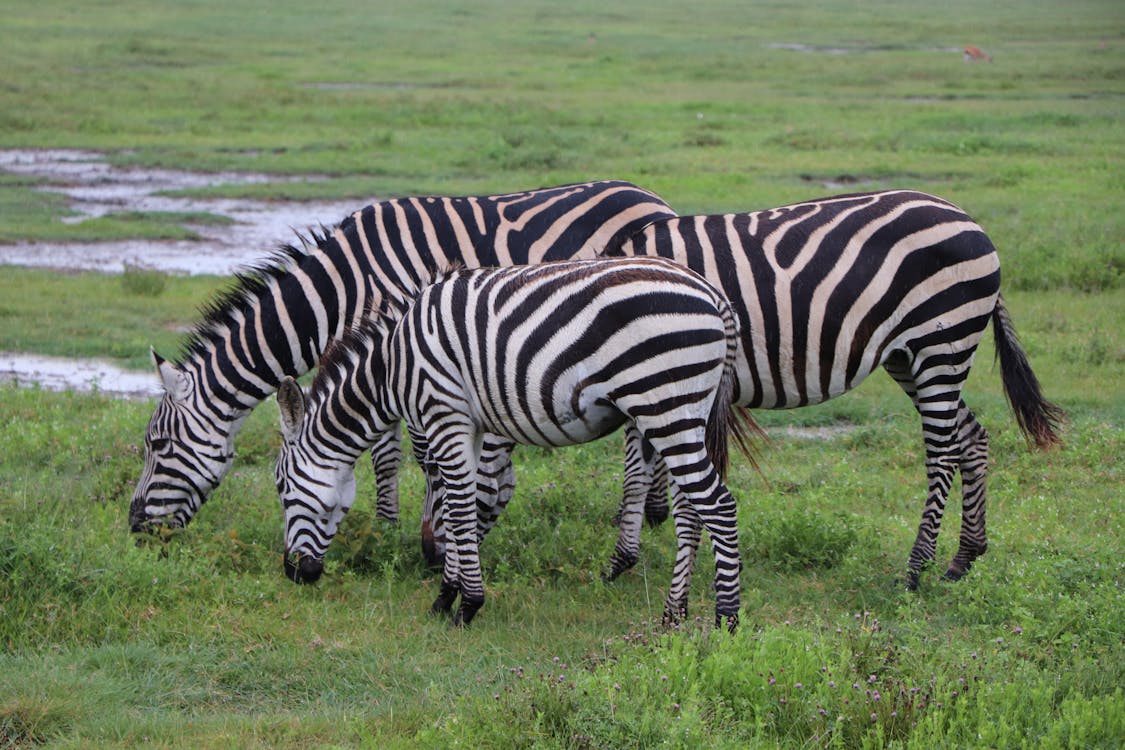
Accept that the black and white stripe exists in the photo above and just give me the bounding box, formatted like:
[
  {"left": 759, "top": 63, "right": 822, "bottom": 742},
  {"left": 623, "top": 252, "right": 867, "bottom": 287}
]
[
  {"left": 129, "top": 181, "right": 676, "bottom": 534},
  {"left": 275, "top": 257, "right": 751, "bottom": 629},
  {"left": 609, "top": 190, "right": 1065, "bottom": 587}
]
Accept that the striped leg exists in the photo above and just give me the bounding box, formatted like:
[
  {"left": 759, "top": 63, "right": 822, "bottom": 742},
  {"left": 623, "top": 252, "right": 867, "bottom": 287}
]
[
  {"left": 613, "top": 431, "right": 671, "bottom": 530},
  {"left": 640, "top": 420, "right": 741, "bottom": 633},
  {"left": 944, "top": 401, "right": 990, "bottom": 580},
  {"left": 662, "top": 486, "right": 703, "bottom": 626},
  {"left": 429, "top": 427, "right": 486, "bottom": 627},
  {"left": 606, "top": 424, "right": 654, "bottom": 580},
  {"left": 475, "top": 436, "right": 517, "bottom": 539},
  {"left": 370, "top": 422, "right": 403, "bottom": 522},
  {"left": 885, "top": 350, "right": 973, "bottom": 590}
]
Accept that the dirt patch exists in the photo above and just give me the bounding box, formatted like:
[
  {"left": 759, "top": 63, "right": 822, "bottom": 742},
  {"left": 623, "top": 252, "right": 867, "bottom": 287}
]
[{"left": 0, "top": 149, "right": 366, "bottom": 275}]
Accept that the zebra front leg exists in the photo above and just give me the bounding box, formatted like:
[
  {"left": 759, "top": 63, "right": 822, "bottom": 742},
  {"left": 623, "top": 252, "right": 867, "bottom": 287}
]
[
  {"left": 430, "top": 544, "right": 460, "bottom": 618},
  {"left": 662, "top": 488, "right": 702, "bottom": 627},
  {"left": 370, "top": 423, "right": 403, "bottom": 522},
  {"left": 944, "top": 404, "right": 990, "bottom": 582},
  {"left": 430, "top": 430, "right": 486, "bottom": 627}
]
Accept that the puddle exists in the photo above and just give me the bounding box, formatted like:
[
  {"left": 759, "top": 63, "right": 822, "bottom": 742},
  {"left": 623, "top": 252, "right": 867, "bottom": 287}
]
[
  {"left": 767, "top": 42, "right": 857, "bottom": 55},
  {"left": 0, "top": 149, "right": 367, "bottom": 276},
  {"left": 0, "top": 351, "right": 160, "bottom": 400},
  {"left": 767, "top": 43, "right": 964, "bottom": 56}
]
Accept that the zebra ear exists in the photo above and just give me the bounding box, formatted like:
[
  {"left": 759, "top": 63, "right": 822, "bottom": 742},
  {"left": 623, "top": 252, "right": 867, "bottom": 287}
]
[
  {"left": 277, "top": 376, "right": 307, "bottom": 440},
  {"left": 151, "top": 347, "right": 191, "bottom": 402}
]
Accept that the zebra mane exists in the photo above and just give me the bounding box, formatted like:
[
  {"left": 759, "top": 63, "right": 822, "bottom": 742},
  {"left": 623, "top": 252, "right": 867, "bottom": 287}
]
[
  {"left": 177, "top": 221, "right": 354, "bottom": 363},
  {"left": 309, "top": 303, "right": 397, "bottom": 404}
]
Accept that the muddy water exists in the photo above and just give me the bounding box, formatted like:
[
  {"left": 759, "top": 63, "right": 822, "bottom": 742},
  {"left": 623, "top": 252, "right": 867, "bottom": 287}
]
[
  {"left": 0, "top": 149, "right": 372, "bottom": 392},
  {"left": 0, "top": 351, "right": 161, "bottom": 400},
  {"left": 0, "top": 149, "right": 367, "bottom": 276}
]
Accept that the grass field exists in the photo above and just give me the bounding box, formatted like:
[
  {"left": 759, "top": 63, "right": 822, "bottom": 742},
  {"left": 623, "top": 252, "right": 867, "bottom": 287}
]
[{"left": 1, "top": 1, "right": 1122, "bottom": 747}]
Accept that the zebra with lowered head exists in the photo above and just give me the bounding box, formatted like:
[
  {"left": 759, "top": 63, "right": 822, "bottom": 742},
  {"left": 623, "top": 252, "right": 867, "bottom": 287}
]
[
  {"left": 128, "top": 181, "right": 676, "bottom": 537},
  {"left": 274, "top": 256, "right": 755, "bottom": 630}
]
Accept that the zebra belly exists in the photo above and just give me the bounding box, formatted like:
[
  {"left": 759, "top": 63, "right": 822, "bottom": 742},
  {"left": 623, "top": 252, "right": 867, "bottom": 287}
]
[{"left": 476, "top": 381, "right": 627, "bottom": 449}]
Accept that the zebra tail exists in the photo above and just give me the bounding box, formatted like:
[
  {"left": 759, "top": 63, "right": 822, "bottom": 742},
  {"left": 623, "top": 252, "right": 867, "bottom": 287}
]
[
  {"left": 706, "top": 304, "right": 768, "bottom": 481},
  {"left": 992, "top": 295, "right": 1067, "bottom": 449}
]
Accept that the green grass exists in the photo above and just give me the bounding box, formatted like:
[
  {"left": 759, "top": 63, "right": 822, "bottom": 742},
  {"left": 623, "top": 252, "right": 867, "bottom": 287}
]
[{"left": 1, "top": 0, "right": 1122, "bottom": 746}]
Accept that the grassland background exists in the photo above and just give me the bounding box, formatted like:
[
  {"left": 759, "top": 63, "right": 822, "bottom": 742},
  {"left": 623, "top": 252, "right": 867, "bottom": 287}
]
[{"left": 0, "top": 0, "right": 1122, "bottom": 747}]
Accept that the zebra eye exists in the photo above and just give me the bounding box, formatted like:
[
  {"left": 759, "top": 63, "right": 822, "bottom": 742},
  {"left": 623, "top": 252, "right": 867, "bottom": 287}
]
[{"left": 149, "top": 438, "right": 172, "bottom": 455}]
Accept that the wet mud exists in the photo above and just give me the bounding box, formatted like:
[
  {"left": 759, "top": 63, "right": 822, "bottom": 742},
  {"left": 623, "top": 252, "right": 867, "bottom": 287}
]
[{"left": 0, "top": 149, "right": 365, "bottom": 276}]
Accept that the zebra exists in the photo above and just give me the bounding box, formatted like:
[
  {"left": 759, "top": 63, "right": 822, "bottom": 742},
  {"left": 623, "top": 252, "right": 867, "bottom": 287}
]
[
  {"left": 128, "top": 180, "right": 676, "bottom": 536},
  {"left": 274, "top": 257, "right": 754, "bottom": 630},
  {"left": 601, "top": 189, "right": 1066, "bottom": 589}
]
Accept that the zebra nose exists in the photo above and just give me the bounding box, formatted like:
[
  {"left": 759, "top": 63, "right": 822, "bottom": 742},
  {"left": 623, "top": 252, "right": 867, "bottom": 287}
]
[{"left": 284, "top": 553, "right": 324, "bottom": 584}]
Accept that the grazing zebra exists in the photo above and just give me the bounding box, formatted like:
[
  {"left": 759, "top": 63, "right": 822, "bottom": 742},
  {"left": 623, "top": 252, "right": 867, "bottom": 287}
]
[
  {"left": 128, "top": 181, "right": 676, "bottom": 535},
  {"left": 274, "top": 257, "right": 753, "bottom": 630},
  {"left": 604, "top": 190, "right": 1065, "bottom": 589}
]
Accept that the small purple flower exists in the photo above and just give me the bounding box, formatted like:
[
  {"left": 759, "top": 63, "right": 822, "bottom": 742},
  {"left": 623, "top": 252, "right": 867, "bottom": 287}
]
[
  {"left": 868, "top": 674, "right": 877, "bottom": 684},
  {"left": 870, "top": 713, "right": 878, "bottom": 721},
  {"left": 662, "top": 675, "right": 668, "bottom": 682},
  {"left": 769, "top": 677, "right": 776, "bottom": 685},
  {"left": 614, "top": 683, "right": 621, "bottom": 691},
  {"left": 1013, "top": 626, "right": 1023, "bottom": 635},
  {"left": 828, "top": 681, "right": 836, "bottom": 688},
  {"left": 891, "top": 711, "right": 898, "bottom": 718},
  {"left": 795, "top": 683, "right": 803, "bottom": 690}
]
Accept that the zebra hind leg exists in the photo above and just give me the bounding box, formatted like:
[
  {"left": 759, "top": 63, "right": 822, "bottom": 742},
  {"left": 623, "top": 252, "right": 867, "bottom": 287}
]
[
  {"left": 605, "top": 425, "right": 651, "bottom": 580},
  {"left": 884, "top": 353, "right": 964, "bottom": 591},
  {"left": 644, "top": 456, "right": 671, "bottom": 527},
  {"left": 661, "top": 488, "right": 703, "bottom": 628},
  {"left": 943, "top": 401, "right": 990, "bottom": 582}
]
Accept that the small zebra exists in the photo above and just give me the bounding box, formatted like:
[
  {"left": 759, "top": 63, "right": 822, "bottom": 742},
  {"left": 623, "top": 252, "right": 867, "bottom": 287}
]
[
  {"left": 274, "top": 257, "right": 753, "bottom": 630},
  {"left": 129, "top": 181, "right": 675, "bottom": 536},
  {"left": 607, "top": 190, "right": 1065, "bottom": 588}
]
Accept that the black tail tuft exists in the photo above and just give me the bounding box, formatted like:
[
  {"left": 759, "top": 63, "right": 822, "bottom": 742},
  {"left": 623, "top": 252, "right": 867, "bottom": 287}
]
[{"left": 993, "top": 296, "right": 1067, "bottom": 450}]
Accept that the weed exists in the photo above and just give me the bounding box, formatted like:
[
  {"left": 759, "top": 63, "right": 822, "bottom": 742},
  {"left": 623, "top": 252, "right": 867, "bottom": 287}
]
[{"left": 121, "top": 262, "right": 169, "bottom": 297}]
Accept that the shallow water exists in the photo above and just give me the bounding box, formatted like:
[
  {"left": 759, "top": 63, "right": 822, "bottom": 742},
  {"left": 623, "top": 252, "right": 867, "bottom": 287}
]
[
  {"left": 0, "top": 149, "right": 373, "bottom": 391},
  {"left": 0, "top": 351, "right": 161, "bottom": 400},
  {"left": 0, "top": 149, "right": 366, "bottom": 276}
]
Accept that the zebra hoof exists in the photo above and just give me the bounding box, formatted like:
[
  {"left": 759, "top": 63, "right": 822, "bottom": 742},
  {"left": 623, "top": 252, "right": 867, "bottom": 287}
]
[
  {"left": 453, "top": 597, "right": 484, "bottom": 628},
  {"left": 430, "top": 583, "right": 459, "bottom": 616},
  {"left": 715, "top": 611, "right": 739, "bottom": 634},
  {"left": 603, "top": 553, "right": 638, "bottom": 583},
  {"left": 661, "top": 599, "right": 688, "bottom": 628}
]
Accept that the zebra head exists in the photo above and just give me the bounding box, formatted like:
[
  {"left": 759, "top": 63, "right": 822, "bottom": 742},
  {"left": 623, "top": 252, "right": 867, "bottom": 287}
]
[
  {"left": 130, "top": 350, "right": 238, "bottom": 535},
  {"left": 275, "top": 376, "right": 358, "bottom": 585}
]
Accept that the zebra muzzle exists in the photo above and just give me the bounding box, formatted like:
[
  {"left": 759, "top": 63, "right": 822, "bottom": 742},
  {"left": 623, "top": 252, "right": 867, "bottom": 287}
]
[{"left": 284, "top": 553, "right": 324, "bottom": 584}]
